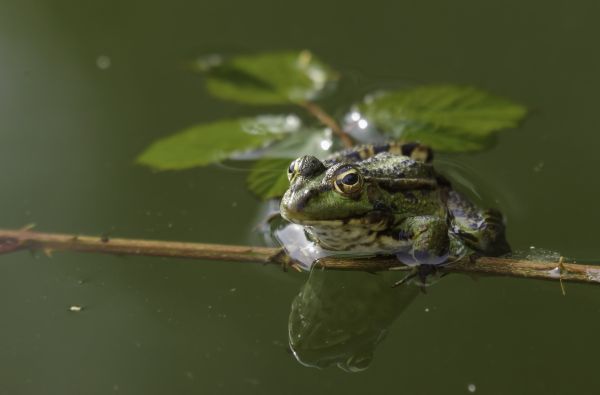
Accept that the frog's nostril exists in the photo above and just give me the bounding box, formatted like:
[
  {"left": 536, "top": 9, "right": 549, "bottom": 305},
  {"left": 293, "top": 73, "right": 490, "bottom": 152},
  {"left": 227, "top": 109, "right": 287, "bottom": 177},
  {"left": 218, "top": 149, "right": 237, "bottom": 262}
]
[
  {"left": 281, "top": 188, "right": 318, "bottom": 219},
  {"left": 292, "top": 189, "right": 317, "bottom": 212}
]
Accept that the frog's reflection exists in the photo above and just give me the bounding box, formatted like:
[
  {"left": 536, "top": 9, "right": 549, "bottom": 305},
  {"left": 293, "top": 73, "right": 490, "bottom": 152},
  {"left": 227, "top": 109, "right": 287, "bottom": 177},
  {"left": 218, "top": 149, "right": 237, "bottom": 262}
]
[
  {"left": 262, "top": 211, "right": 421, "bottom": 371},
  {"left": 288, "top": 268, "right": 419, "bottom": 372}
]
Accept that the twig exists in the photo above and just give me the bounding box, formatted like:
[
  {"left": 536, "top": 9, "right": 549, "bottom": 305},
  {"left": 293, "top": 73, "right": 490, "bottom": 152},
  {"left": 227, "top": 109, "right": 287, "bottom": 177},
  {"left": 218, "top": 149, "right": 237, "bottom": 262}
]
[
  {"left": 299, "top": 101, "right": 355, "bottom": 148},
  {"left": 0, "top": 228, "right": 292, "bottom": 266},
  {"left": 316, "top": 255, "right": 600, "bottom": 285},
  {"left": 0, "top": 228, "right": 599, "bottom": 286}
]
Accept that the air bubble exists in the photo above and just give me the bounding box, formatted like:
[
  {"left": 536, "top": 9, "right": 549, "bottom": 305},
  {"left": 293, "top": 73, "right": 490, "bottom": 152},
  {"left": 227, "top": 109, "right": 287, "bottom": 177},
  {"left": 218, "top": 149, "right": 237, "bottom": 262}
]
[{"left": 96, "top": 55, "right": 111, "bottom": 70}]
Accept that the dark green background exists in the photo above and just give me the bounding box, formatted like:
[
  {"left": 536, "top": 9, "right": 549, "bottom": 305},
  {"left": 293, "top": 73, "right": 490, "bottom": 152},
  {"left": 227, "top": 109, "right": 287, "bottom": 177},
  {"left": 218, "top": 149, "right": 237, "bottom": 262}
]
[{"left": 1, "top": 1, "right": 599, "bottom": 394}]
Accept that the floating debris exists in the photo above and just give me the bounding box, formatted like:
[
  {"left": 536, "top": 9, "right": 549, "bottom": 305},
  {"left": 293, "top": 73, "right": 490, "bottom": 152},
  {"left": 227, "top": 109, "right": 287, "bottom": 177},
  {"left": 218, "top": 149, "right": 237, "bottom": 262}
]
[
  {"left": 533, "top": 161, "right": 544, "bottom": 173},
  {"left": 96, "top": 55, "right": 111, "bottom": 70}
]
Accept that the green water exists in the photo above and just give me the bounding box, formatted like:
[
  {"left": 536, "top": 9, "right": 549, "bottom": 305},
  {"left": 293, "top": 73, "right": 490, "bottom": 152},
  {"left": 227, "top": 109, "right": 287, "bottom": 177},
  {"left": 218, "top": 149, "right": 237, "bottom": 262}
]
[{"left": 2, "top": 1, "right": 600, "bottom": 394}]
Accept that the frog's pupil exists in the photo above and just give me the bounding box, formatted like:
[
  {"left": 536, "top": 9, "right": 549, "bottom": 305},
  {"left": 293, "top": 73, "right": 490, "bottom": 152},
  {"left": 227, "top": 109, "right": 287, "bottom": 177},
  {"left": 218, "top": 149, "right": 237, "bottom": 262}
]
[{"left": 342, "top": 173, "right": 358, "bottom": 185}]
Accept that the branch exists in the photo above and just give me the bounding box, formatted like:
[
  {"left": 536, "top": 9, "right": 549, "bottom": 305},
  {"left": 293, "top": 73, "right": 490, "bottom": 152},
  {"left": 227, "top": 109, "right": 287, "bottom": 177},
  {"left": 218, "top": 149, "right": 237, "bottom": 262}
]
[
  {"left": 0, "top": 228, "right": 291, "bottom": 265},
  {"left": 0, "top": 228, "right": 598, "bottom": 286},
  {"left": 299, "top": 101, "right": 355, "bottom": 148},
  {"left": 317, "top": 256, "right": 597, "bottom": 286}
]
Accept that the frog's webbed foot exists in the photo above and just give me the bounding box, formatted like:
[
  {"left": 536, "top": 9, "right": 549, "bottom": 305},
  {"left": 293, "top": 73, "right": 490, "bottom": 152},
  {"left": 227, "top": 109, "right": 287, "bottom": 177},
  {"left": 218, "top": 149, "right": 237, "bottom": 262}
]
[
  {"left": 447, "top": 190, "right": 511, "bottom": 257},
  {"left": 392, "top": 264, "right": 441, "bottom": 292},
  {"left": 398, "top": 215, "right": 450, "bottom": 266},
  {"left": 393, "top": 216, "right": 450, "bottom": 289},
  {"left": 393, "top": 266, "right": 417, "bottom": 288}
]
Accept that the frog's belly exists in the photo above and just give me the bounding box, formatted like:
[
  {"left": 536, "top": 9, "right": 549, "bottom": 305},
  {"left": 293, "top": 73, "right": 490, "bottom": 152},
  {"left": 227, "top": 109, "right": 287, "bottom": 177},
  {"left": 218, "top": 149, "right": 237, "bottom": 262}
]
[{"left": 305, "top": 222, "right": 412, "bottom": 254}]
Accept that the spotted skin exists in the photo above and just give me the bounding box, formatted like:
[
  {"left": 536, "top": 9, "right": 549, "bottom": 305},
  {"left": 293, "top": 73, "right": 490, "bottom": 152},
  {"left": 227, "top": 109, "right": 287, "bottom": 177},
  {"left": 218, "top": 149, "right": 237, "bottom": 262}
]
[
  {"left": 447, "top": 190, "right": 510, "bottom": 256},
  {"left": 280, "top": 142, "right": 510, "bottom": 263},
  {"left": 324, "top": 141, "right": 433, "bottom": 166}
]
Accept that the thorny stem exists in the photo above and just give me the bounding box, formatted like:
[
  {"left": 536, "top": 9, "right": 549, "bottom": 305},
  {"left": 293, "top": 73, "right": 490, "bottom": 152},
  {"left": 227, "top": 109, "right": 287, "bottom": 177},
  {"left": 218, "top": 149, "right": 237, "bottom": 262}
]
[
  {"left": 299, "top": 101, "right": 355, "bottom": 148},
  {"left": 1, "top": 228, "right": 599, "bottom": 287}
]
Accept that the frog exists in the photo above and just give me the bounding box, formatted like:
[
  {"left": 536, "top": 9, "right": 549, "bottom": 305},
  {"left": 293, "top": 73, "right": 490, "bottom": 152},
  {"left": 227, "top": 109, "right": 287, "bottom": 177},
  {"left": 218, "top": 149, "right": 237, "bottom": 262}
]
[{"left": 279, "top": 142, "right": 510, "bottom": 267}]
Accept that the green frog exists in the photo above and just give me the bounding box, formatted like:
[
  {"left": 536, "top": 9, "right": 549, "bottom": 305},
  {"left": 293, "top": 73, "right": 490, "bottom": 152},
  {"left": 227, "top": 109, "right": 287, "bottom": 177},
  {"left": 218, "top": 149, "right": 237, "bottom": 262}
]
[{"left": 280, "top": 142, "right": 510, "bottom": 266}]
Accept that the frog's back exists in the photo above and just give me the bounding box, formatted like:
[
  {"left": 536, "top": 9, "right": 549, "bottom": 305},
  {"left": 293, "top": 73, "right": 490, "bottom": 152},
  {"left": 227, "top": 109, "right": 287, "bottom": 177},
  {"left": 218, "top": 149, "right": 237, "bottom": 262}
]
[
  {"left": 324, "top": 142, "right": 433, "bottom": 166},
  {"left": 324, "top": 142, "right": 510, "bottom": 257}
]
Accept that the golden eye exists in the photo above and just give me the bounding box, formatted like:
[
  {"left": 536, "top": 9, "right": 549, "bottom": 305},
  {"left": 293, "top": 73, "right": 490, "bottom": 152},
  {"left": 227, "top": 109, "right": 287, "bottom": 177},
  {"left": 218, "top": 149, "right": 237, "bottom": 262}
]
[
  {"left": 287, "top": 159, "right": 300, "bottom": 182},
  {"left": 333, "top": 167, "right": 363, "bottom": 195}
]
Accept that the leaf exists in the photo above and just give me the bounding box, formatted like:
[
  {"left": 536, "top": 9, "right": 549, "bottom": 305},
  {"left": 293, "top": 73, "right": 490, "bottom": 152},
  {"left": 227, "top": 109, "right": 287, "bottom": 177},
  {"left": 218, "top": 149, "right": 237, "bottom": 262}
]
[
  {"left": 247, "top": 157, "right": 294, "bottom": 200},
  {"left": 396, "top": 125, "right": 491, "bottom": 152},
  {"left": 359, "top": 85, "right": 527, "bottom": 152},
  {"left": 201, "top": 50, "right": 337, "bottom": 105},
  {"left": 245, "top": 129, "right": 335, "bottom": 200},
  {"left": 258, "top": 129, "right": 334, "bottom": 159},
  {"left": 137, "top": 115, "right": 300, "bottom": 170}
]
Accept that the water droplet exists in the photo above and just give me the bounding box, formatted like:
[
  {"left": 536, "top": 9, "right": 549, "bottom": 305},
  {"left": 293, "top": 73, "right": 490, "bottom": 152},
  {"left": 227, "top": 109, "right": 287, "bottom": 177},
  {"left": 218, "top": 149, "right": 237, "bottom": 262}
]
[
  {"left": 194, "top": 54, "right": 222, "bottom": 71},
  {"left": 96, "top": 55, "right": 111, "bottom": 70},
  {"left": 285, "top": 114, "right": 301, "bottom": 129},
  {"left": 533, "top": 161, "right": 544, "bottom": 173},
  {"left": 320, "top": 139, "right": 332, "bottom": 150}
]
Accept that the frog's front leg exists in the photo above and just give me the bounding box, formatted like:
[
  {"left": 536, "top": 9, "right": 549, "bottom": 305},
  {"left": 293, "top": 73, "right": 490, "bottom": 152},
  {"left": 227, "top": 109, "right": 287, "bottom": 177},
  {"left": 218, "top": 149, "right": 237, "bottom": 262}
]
[{"left": 397, "top": 216, "right": 450, "bottom": 266}]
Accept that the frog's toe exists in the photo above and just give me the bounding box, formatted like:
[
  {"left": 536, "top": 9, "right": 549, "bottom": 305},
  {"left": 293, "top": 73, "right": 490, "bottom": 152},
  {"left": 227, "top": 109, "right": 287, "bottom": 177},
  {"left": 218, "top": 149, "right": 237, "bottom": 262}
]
[
  {"left": 393, "top": 264, "right": 442, "bottom": 288},
  {"left": 417, "top": 264, "right": 437, "bottom": 284}
]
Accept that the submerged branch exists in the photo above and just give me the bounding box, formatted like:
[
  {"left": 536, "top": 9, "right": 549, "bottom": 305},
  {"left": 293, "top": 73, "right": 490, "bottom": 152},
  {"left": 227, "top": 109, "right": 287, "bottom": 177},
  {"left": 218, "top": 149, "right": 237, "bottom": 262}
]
[
  {"left": 0, "top": 228, "right": 598, "bottom": 286},
  {"left": 299, "top": 101, "right": 355, "bottom": 148}
]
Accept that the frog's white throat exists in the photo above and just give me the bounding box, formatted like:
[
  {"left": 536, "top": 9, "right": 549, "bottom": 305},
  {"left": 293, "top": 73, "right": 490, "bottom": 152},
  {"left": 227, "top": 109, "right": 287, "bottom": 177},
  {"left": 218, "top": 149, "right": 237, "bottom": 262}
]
[{"left": 302, "top": 219, "right": 411, "bottom": 253}]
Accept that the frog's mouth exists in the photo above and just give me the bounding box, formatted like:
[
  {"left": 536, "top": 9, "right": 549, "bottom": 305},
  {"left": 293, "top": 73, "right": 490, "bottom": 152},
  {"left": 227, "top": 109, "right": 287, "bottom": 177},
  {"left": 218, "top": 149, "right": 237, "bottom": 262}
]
[
  {"left": 294, "top": 211, "right": 398, "bottom": 252},
  {"left": 281, "top": 209, "right": 394, "bottom": 232}
]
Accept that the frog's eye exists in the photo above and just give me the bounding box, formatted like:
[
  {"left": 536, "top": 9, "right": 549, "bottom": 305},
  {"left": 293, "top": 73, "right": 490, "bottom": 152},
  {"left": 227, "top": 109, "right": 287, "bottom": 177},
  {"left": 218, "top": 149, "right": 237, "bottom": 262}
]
[
  {"left": 333, "top": 167, "right": 363, "bottom": 195},
  {"left": 287, "top": 159, "right": 300, "bottom": 182}
]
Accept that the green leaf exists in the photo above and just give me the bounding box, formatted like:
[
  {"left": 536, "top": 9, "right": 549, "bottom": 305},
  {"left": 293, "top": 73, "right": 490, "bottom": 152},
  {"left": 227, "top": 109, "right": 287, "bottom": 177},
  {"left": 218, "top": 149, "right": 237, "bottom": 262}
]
[
  {"left": 395, "top": 125, "right": 490, "bottom": 152},
  {"left": 201, "top": 50, "right": 337, "bottom": 105},
  {"left": 137, "top": 115, "right": 299, "bottom": 170},
  {"left": 247, "top": 157, "right": 294, "bottom": 200},
  {"left": 258, "top": 129, "right": 334, "bottom": 159},
  {"left": 359, "top": 85, "right": 527, "bottom": 151}
]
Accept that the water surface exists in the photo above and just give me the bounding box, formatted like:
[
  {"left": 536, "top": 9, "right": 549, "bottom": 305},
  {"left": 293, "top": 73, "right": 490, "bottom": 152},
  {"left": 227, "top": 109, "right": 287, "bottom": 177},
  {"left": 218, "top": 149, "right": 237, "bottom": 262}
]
[{"left": 1, "top": 1, "right": 600, "bottom": 394}]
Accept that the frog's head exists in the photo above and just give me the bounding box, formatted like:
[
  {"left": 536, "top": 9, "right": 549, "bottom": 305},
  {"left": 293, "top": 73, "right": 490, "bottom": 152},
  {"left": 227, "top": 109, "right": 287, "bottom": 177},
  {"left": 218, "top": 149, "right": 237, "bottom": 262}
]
[{"left": 280, "top": 155, "right": 382, "bottom": 226}]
